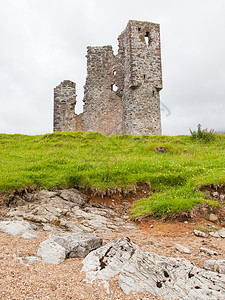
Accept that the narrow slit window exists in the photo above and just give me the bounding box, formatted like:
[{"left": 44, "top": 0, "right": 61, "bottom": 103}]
[{"left": 145, "top": 31, "right": 150, "bottom": 45}]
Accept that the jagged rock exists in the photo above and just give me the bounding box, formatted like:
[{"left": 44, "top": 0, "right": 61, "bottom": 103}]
[
  {"left": 59, "top": 189, "right": 88, "bottom": 207},
  {"left": 0, "top": 220, "right": 36, "bottom": 236},
  {"left": 175, "top": 244, "right": 192, "bottom": 254},
  {"left": 118, "top": 249, "right": 225, "bottom": 299},
  {"left": 4, "top": 189, "right": 136, "bottom": 234},
  {"left": 82, "top": 238, "right": 225, "bottom": 300},
  {"left": 200, "top": 247, "right": 218, "bottom": 256},
  {"left": 50, "top": 232, "right": 103, "bottom": 258},
  {"left": 37, "top": 240, "right": 66, "bottom": 264},
  {"left": 204, "top": 259, "right": 225, "bottom": 274},
  {"left": 82, "top": 237, "right": 139, "bottom": 281},
  {"left": 193, "top": 229, "right": 209, "bottom": 238},
  {"left": 39, "top": 190, "right": 58, "bottom": 198}
]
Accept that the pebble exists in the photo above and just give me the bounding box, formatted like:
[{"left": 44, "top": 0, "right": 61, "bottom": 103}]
[
  {"left": 175, "top": 244, "right": 192, "bottom": 254},
  {"left": 193, "top": 229, "right": 209, "bottom": 238},
  {"left": 200, "top": 247, "right": 218, "bottom": 256}
]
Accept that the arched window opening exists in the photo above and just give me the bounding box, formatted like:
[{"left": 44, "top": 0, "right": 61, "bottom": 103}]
[{"left": 111, "top": 84, "right": 118, "bottom": 92}]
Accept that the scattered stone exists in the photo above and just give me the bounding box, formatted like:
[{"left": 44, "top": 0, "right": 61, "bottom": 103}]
[
  {"left": 212, "top": 191, "right": 219, "bottom": 198},
  {"left": 209, "top": 231, "right": 221, "bottom": 238},
  {"left": 219, "top": 194, "right": 225, "bottom": 201},
  {"left": 21, "top": 232, "right": 37, "bottom": 239},
  {"left": 217, "top": 228, "right": 225, "bottom": 238},
  {"left": 209, "top": 213, "right": 218, "bottom": 222},
  {"left": 200, "top": 247, "right": 218, "bottom": 256},
  {"left": 156, "top": 146, "right": 167, "bottom": 153},
  {"left": 82, "top": 238, "right": 225, "bottom": 300},
  {"left": 193, "top": 229, "right": 209, "bottom": 238},
  {"left": 50, "top": 232, "right": 103, "bottom": 258},
  {"left": 23, "top": 256, "right": 42, "bottom": 263},
  {"left": 0, "top": 220, "right": 36, "bottom": 236},
  {"left": 204, "top": 259, "right": 225, "bottom": 274},
  {"left": 175, "top": 244, "right": 192, "bottom": 254},
  {"left": 37, "top": 240, "right": 66, "bottom": 265}
]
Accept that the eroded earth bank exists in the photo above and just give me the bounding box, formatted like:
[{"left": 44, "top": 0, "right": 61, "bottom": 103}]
[{"left": 0, "top": 188, "right": 225, "bottom": 300}]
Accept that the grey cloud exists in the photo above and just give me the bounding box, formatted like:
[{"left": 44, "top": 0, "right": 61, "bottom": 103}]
[{"left": 0, "top": 0, "right": 224, "bottom": 135}]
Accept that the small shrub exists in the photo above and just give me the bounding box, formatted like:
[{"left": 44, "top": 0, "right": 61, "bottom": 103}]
[{"left": 190, "top": 124, "right": 215, "bottom": 142}]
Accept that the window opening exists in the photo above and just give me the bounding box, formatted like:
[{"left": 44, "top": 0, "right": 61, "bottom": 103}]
[
  {"left": 143, "top": 74, "right": 146, "bottom": 79},
  {"left": 144, "top": 31, "right": 150, "bottom": 45},
  {"left": 153, "top": 90, "right": 155, "bottom": 96},
  {"left": 111, "top": 84, "right": 118, "bottom": 92},
  {"left": 138, "top": 27, "right": 141, "bottom": 32}
]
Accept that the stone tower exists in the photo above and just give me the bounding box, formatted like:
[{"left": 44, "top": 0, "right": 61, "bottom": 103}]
[
  {"left": 53, "top": 20, "right": 162, "bottom": 136},
  {"left": 117, "top": 20, "right": 162, "bottom": 135}
]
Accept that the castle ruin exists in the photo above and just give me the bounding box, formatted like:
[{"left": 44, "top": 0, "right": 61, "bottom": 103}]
[{"left": 54, "top": 20, "right": 162, "bottom": 136}]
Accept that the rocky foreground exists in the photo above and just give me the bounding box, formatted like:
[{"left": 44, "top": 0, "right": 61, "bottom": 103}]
[{"left": 0, "top": 189, "right": 225, "bottom": 299}]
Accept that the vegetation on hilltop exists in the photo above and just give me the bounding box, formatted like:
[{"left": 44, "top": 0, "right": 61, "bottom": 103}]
[{"left": 0, "top": 132, "right": 224, "bottom": 218}]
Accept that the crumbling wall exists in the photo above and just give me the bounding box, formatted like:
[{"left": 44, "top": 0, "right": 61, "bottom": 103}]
[
  {"left": 82, "top": 46, "right": 123, "bottom": 136},
  {"left": 53, "top": 20, "right": 162, "bottom": 136},
  {"left": 54, "top": 80, "right": 77, "bottom": 132}
]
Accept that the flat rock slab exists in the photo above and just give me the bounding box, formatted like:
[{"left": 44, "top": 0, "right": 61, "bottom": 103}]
[
  {"left": 50, "top": 232, "right": 103, "bottom": 258},
  {"left": 0, "top": 220, "right": 36, "bottom": 236},
  {"left": 37, "top": 232, "right": 103, "bottom": 264},
  {"left": 82, "top": 237, "right": 225, "bottom": 300}
]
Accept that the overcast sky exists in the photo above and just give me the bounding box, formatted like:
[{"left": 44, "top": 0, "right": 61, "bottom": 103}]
[{"left": 0, "top": 0, "right": 224, "bottom": 135}]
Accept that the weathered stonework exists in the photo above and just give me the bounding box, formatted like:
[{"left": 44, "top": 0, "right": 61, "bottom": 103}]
[
  {"left": 53, "top": 20, "right": 162, "bottom": 136},
  {"left": 53, "top": 80, "right": 82, "bottom": 132}
]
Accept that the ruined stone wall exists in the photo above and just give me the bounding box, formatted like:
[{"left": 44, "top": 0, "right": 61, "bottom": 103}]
[
  {"left": 117, "top": 20, "right": 162, "bottom": 135},
  {"left": 54, "top": 80, "right": 77, "bottom": 132},
  {"left": 82, "top": 46, "right": 123, "bottom": 136},
  {"left": 53, "top": 20, "right": 162, "bottom": 136}
]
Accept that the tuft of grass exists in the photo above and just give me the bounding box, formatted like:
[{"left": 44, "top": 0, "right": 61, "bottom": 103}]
[
  {"left": 0, "top": 132, "right": 224, "bottom": 218},
  {"left": 190, "top": 124, "right": 215, "bottom": 143}
]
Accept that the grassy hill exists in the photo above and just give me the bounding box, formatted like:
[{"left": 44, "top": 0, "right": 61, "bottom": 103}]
[{"left": 0, "top": 132, "right": 224, "bottom": 218}]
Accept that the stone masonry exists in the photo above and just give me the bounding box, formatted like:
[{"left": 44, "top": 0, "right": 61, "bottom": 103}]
[{"left": 53, "top": 20, "right": 163, "bottom": 136}]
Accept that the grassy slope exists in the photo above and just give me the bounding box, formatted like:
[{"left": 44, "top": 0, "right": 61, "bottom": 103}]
[{"left": 0, "top": 132, "right": 224, "bottom": 217}]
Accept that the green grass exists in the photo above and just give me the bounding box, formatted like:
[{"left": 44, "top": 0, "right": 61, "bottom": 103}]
[{"left": 0, "top": 132, "right": 224, "bottom": 218}]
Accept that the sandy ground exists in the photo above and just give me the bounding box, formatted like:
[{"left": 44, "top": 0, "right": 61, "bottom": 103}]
[{"left": 0, "top": 218, "right": 225, "bottom": 300}]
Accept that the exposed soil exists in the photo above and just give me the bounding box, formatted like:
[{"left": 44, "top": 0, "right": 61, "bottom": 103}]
[{"left": 0, "top": 185, "right": 225, "bottom": 299}]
